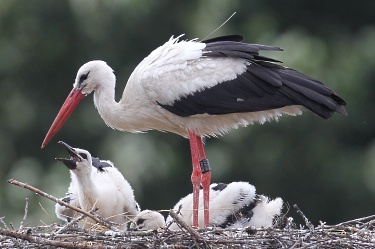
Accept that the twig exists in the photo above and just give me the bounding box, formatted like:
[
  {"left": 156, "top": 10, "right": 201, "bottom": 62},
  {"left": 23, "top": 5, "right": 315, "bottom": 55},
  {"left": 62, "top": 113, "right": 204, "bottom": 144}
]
[
  {"left": 165, "top": 205, "right": 183, "bottom": 231},
  {"left": 0, "top": 227, "right": 89, "bottom": 248},
  {"left": 266, "top": 227, "right": 285, "bottom": 248},
  {"left": 39, "top": 202, "right": 55, "bottom": 224},
  {"left": 169, "top": 210, "right": 204, "bottom": 249},
  {"left": 24, "top": 224, "right": 57, "bottom": 232},
  {"left": 294, "top": 204, "right": 314, "bottom": 231},
  {"left": 7, "top": 179, "right": 113, "bottom": 230},
  {"left": 55, "top": 212, "right": 88, "bottom": 234},
  {"left": 19, "top": 198, "right": 29, "bottom": 230},
  {"left": 332, "top": 214, "right": 375, "bottom": 227},
  {"left": 0, "top": 217, "right": 9, "bottom": 230},
  {"left": 89, "top": 209, "right": 122, "bottom": 232}
]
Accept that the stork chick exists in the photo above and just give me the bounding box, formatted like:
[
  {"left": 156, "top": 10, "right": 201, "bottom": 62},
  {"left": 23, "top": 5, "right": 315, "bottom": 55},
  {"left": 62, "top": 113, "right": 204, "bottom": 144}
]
[
  {"left": 167, "top": 182, "right": 282, "bottom": 229},
  {"left": 55, "top": 141, "right": 140, "bottom": 229},
  {"left": 131, "top": 210, "right": 166, "bottom": 230},
  {"left": 133, "top": 182, "right": 282, "bottom": 230}
]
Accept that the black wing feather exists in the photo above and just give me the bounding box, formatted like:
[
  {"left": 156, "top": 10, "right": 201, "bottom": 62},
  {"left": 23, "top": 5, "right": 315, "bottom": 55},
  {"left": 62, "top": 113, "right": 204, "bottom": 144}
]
[
  {"left": 219, "top": 194, "right": 260, "bottom": 229},
  {"left": 159, "top": 35, "right": 347, "bottom": 119},
  {"left": 212, "top": 183, "right": 228, "bottom": 191},
  {"left": 92, "top": 157, "right": 113, "bottom": 172}
]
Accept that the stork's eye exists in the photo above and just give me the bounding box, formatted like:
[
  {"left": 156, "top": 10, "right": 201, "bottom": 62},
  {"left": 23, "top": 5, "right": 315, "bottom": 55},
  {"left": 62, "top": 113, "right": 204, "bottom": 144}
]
[
  {"left": 79, "top": 153, "right": 87, "bottom": 159},
  {"left": 79, "top": 71, "right": 90, "bottom": 85}
]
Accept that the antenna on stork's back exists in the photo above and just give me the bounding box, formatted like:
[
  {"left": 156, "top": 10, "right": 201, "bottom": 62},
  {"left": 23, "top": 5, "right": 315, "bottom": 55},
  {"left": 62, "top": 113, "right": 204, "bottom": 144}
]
[{"left": 201, "top": 12, "right": 237, "bottom": 41}]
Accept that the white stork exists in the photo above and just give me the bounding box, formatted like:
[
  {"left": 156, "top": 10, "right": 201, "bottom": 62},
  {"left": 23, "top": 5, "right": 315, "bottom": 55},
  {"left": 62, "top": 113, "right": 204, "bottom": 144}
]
[
  {"left": 55, "top": 141, "right": 140, "bottom": 229},
  {"left": 42, "top": 35, "right": 347, "bottom": 228},
  {"left": 166, "top": 182, "right": 283, "bottom": 229},
  {"left": 131, "top": 210, "right": 166, "bottom": 230},
  {"left": 132, "top": 182, "right": 283, "bottom": 230}
]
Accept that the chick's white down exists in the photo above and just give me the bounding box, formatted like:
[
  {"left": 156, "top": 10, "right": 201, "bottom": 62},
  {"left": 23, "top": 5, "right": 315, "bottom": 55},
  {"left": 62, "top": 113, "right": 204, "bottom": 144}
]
[
  {"left": 56, "top": 146, "right": 140, "bottom": 229},
  {"left": 132, "top": 182, "right": 283, "bottom": 230}
]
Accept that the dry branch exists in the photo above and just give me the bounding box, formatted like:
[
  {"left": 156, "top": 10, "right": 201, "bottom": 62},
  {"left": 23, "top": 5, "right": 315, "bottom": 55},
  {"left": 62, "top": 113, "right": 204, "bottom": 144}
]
[
  {"left": 169, "top": 209, "right": 205, "bottom": 248},
  {"left": 0, "top": 227, "right": 90, "bottom": 248},
  {"left": 7, "top": 179, "right": 115, "bottom": 230},
  {"left": 19, "top": 198, "right": 29, "bottom": 230}
]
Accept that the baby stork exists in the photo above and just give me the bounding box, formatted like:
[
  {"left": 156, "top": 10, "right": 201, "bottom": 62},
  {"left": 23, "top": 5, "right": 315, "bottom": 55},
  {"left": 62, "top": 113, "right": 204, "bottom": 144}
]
[
  {"left": 168, "top": 181, "right": 282, "bottom": 229},
  {"left": 55, "top": 141, "right": 140, "bottom": 229},
  {"left": 132, "top": 182, "right": 282, "bottom": 230}
]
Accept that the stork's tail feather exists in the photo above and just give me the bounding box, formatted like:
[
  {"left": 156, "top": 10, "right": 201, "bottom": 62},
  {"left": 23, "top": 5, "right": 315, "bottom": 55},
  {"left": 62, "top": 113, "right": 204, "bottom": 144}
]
[{"left": 276, "top": 68, "right": 347, "bottom": 119}]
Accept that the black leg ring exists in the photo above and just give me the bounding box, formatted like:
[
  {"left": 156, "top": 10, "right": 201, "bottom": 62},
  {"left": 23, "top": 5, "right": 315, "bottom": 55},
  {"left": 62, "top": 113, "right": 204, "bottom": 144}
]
[{"left": 199, "top": 159, "right": 211, "bottom": 173}]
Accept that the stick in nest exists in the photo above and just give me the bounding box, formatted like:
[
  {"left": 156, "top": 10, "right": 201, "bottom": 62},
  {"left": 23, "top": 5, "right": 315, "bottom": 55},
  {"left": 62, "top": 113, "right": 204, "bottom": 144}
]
[
  {"left": 0, "top": 227, "right": 89, "bottom": 249},
  {"left": 334, "top": 213, "right": 375, "bottom": 227},
  {"left": 169, "top": 210, "right": 207, "bottom": 248},
  {"left": 293, "top": 204, "right": 314, "bottom": 231},
  {"left": 19, "top": 198, "right": 29, "bottom": 230},
  {"left": 7, "top": 179, "right": 115, "bottom": 231},
  {"left": 55, "top": 208, "right": 97, "bottom": 234},
  {"left": 0, "top": 217, "right": 9, "bottom": 230}
]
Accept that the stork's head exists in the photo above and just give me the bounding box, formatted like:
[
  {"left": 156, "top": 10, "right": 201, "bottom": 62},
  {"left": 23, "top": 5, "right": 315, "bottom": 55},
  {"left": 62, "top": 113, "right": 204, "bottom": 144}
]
[
  {"left": 55, "top": 141, "right": 93, "bottom": 172},
  {"left": 55, "top": 141, "right": 113, "bottom": 173},
  {"left": 41, "top": 61, "right": 115, "bottom": 148},
  {"left": 131, "top": 210, "right": 166, "bottom": 230},
  {"left": 74, "top": 60, "right": 116, "bottom": 95}
]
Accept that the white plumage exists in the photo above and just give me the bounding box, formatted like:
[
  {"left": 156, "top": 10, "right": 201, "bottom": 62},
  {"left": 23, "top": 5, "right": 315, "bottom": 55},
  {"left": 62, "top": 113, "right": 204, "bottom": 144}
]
[
  {"left": 51, "top": 35, "right": 345, "bottom": 139},
  {"left": 55, "top": 141, "right": 140, "bottom": 229},
  {"left": 55, "top": 181, "right": 80, "bottom": 222},
  {"left": 66, "top": 46, "right": 298, "bottom": 138},
  {"left": 132, "top": 182, "right": 283, "bottom": 230},
  {"left": 43, "top": 35, "right": 346, "bottom": 227},
  {"left": 131, "top": 210, "right": 166, "bottom": 230},
  {"left": 166, "top": 182, "right": 283, "bottom": 229}
]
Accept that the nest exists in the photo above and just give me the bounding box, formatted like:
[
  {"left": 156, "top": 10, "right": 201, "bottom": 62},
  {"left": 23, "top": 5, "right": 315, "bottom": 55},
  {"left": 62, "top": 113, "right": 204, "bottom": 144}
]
[{"left": 1, "top": 179, "right": 375, "bottom": 248}]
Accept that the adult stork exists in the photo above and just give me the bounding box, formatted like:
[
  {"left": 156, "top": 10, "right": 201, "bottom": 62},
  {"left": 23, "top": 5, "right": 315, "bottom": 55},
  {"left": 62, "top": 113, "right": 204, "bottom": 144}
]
[{"left": 42, "top": 35, "right": 347, "bottom": 228}]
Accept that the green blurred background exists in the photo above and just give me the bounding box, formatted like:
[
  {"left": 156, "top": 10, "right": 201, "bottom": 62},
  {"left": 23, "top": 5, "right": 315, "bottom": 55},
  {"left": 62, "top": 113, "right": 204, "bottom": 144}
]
[{"left": 1, "top": 0, "right": 374, "bottom": 227}]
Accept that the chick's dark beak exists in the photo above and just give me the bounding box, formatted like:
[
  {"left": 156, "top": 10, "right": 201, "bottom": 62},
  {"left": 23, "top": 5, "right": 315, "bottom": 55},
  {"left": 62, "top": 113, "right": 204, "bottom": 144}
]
[
  {"left": 55, "top": 141, "right": 81, "bottom": 170},
  {"left": 55, "top": 158, "right": 77, "bottom": 170}
]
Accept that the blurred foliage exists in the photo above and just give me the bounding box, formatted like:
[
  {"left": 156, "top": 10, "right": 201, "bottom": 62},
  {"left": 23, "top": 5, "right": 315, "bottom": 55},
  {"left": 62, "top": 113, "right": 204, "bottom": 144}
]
[{"left": 0, "top": 0, "right": 374, "bottom": 227}]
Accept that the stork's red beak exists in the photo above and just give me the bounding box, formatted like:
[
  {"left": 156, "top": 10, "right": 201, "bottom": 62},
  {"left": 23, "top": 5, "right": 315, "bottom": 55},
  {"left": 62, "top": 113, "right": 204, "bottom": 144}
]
[{"left": 41, "top": 88, "right": 85, "bottom": 148}]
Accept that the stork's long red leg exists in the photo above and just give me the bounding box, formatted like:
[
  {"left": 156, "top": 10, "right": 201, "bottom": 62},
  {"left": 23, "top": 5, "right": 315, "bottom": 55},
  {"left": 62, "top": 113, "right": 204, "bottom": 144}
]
[
  {"left": 196, "top": 136, "right": 211, "bottom": 228},
  {"left": 188, "top": 130, "right": 201, "bottom": 227}
]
